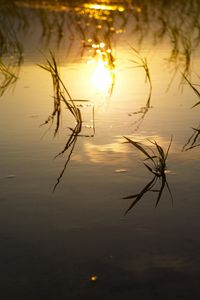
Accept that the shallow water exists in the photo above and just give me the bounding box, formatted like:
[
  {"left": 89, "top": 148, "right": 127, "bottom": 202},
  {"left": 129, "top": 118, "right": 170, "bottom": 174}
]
[{"left": 0, "top": 1, "right": 200, "bottom": 299}]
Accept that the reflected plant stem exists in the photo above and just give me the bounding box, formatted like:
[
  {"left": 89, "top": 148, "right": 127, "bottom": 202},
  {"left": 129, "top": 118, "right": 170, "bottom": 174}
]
[
  {"left": 53, "top": 108, "right": 95, "bottom": 192},
  {"left": 53, "top": 122, "right": 81, "bottom": 192},
  {"left": 0, "top": 26, "right": 23, "bottom": 97},
  {"left": 0, "top": 60, "right": 20, "bottom": 97},
  {"left": 131, "top": 84, "right": 152, "bottom": 131},
  {"left": 129, "top": 46, "right": 153, "bottom": 131}
]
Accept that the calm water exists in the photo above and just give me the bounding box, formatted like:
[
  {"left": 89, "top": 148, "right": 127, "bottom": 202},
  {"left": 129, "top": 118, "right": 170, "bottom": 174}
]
[{"left": 1, "top": 0, "right": 200, "bottom": 299}]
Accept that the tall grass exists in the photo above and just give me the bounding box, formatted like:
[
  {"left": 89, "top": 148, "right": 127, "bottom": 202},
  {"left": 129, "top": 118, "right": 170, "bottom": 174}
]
[{"left": 123, "top": 136, "right": 173, "bottom": 214}]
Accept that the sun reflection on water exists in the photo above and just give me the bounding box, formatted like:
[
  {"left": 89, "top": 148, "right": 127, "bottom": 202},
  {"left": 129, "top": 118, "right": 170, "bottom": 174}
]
[
  {"left": 91, "top": 57, "right": 113, "bottom": 96},
  {"left": 87, "top": 42, "right": 115, "bottom": 97},
  {"left": 83, "top": 3, "right": 125, "bottom": 12}
]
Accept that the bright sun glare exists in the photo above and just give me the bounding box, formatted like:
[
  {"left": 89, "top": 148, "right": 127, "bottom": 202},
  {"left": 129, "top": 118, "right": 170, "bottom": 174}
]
[{"left": 92, "top": 58, "right": 113, "bottom": 95}]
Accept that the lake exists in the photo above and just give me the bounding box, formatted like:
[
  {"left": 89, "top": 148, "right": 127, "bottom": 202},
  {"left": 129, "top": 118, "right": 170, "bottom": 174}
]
[{"left": 0, "top": 0, "right": 200, "bottom": 299}]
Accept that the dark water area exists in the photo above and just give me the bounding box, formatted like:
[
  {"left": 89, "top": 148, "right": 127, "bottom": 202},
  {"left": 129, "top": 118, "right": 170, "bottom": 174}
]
[{"left": 0, "top": 0, "right": 200, "bottom": 299}]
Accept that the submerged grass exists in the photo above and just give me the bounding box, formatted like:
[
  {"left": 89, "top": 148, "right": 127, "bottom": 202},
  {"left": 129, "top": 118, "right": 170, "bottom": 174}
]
[{"left": 123, "top": 136, "right": 173, "bottom": 215}]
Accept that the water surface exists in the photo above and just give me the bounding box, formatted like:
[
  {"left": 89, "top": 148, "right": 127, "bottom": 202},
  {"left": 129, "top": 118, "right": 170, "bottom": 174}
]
[{"left": 0, "top": 1, "right": 200, "bottom": 299}]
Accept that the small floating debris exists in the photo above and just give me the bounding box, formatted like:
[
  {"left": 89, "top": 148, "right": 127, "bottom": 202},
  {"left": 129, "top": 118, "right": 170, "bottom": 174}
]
[
  {"left": 115, "top": 169, "right": 128, "bottom": 173},
  {"left": 30, "top": 115, "right": 39, "bottom": 119},
  {"left": 5, "top": 174, "right": 16, "bottom": 179}
]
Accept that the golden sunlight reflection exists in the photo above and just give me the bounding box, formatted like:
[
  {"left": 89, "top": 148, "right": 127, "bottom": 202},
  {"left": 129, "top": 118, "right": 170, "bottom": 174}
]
[
  {"left": 83, "top": 3, "right": 125, "bottom": 12},
  {"left": 88, "top": 44, "right": 115, "bottom": 97},
  {"left": 91, "top": 58, "right": 113, "bottom": 95}
]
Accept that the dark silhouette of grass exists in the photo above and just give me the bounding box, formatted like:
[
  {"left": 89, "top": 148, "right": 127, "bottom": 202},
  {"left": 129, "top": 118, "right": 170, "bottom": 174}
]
[
  {"left": 38, "top": 51, "right": 85, "bottom": 135},
  {"left": 183, "top": 125, "right": 200, "bottom": 151},
  {"left": 123, "top": 136, "right": 173, "bottom": 215},
  {"left": 39, "top": 51, "right": 95, "bottom": 191}
]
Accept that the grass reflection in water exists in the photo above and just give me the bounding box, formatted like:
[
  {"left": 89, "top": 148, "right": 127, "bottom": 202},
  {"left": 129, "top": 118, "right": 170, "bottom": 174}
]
[{"left": 128, "top": 47, "right": 152, "bottom": 131}]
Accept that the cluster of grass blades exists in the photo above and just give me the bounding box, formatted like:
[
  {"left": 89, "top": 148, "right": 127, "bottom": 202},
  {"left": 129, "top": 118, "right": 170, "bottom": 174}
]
[
  {"left": 38, "top": 51, "right": 86, "bottom": 136},
  {"left": 123, "top": 136, "right": 173, "bottom": 215},
  {"left": 0, "top": 59, "right": 19, "bottom": 97},
  {"left": 128, "top": 46, "right": 152, "bottom": 131},
  {"left": 39, "top": 51, "right": 95, "bottom": 191},
  {"left": 39, "top": 51, "right": 81, "bottom": 189},
  {"left": 182, "top": 74, "right": 200, "bottom": 151}
]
